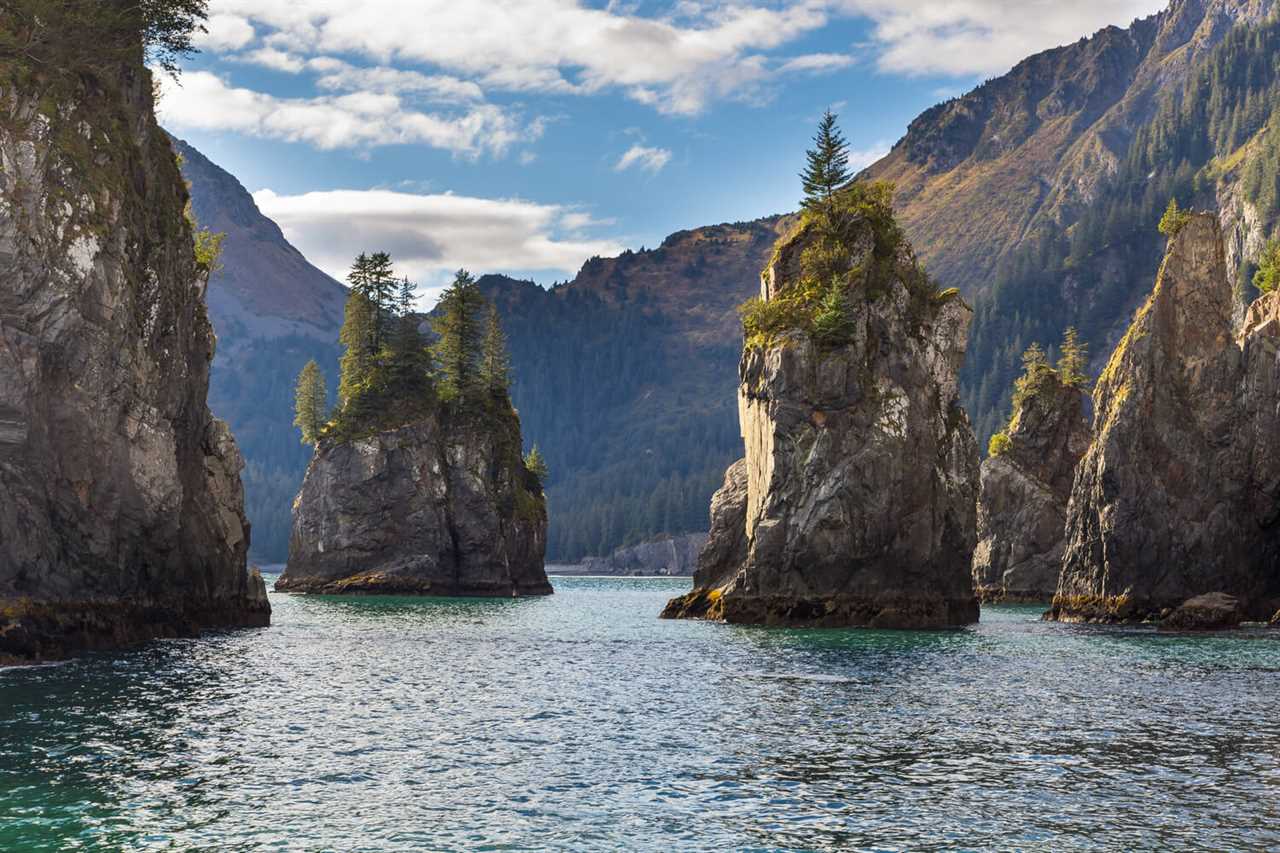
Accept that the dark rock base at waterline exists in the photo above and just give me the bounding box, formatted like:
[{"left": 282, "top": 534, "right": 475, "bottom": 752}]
[
  {"left": 274, "top": 573, "right": 553, "bottom": 597},
  {"left": 0, "top": 580, "right": 270, "bottom": 665},
  {"left": 661, "top": 589, "right": 978, "bottom": 629}
]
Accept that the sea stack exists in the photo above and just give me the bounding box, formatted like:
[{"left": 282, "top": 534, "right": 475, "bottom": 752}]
[
  {"left": 0, "top": 19, "right": 268, "bottom": 662},
  {"left": 1051, "top": 213, "right": 1280, "bottom": 624},
  {"left": 662, "top": 184, "right": 980, "bottom": 628},
  {"left": 972, "top": 366, "right": 1089, "bottom": 603}
]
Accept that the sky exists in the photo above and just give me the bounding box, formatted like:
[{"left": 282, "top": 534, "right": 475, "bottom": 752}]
[{"left": 158, "top": 0, "right": 1167, "bottom": 304}]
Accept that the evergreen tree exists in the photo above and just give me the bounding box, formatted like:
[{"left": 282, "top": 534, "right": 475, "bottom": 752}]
[
  {"left": 480, "top": 302, "right": 512, "bottom": 395},
  {"left": 432, "top": 269, "right": 487, "bottom": 400},
  {"left": 1158, "top": 198, "right": 1192, "bottom": 236},
  {"left": 337, "top": 288, "right": 377, "bottom": 410},
  {"left": 524, "top": 445, "right": 549, "bottom": 488},
  {"left": 366, "top": 251, "right": 398, "bottom": 348},
  {"left": 800, "top": 109, "right": 852, "bottom": 215},
  {"left": 293, "top": 359, "right": 327, "bottom": 444},
  {"left": 1057, "top": 327, "right": 1089, "bottom": 387},
  {"left": 388, "top": 276, "right": 431, "bottom": 394},
  {"left": 1254, "top": 239, "right": 1280, "bottom": 294}
]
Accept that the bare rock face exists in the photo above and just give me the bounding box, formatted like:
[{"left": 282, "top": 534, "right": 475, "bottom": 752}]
[
  {"left": 277, "top": 408, "right": 551, "bottom": 596},
  {"left": 663, "top": 216, "right": 980, "bottom": 628},
  {"left": 578, "top": 533, "right": 708, "bottom": 576},
  {"left": 972, "top": 372, "right": 1089, "bottom": 602},
  {"left": 0, "top": 59, "right": 267, "bottom": 662},
  {"left": 1051, "top": 214, "right": 1280, "bottom": 624}
]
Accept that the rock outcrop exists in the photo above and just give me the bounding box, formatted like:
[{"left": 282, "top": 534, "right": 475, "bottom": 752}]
[
  {"left": 1051, "top": 214, "right": 1280, "bottom": 624},
  {"left": 0, "top": 46, "right": 268, "bottom": 662},
  {"left": 1159, "top": 592, "right": 1245, "bottom": 632},
  {"left": 576, "top": 533, "right": 708, "bottom": 576},
  {"left": 663, "top": 207, "right": 980, "bottom": 628},
  {"left": 277, "top": 407, "right": 551, "bottom": 596},
  {"left": 972, "top": 372, "right": 1089, "bottom": 602}
]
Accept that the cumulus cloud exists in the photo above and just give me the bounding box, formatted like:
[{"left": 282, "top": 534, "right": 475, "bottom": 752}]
[
  {"left": 252, "top": 188, "right": 626, "bottom": 301},
  {"left": 194, "top": 13, "right": 256, "bottom": 51},
  {"left": 615, "top": 145, "right": 672, "bottom": 174},
  {"left": 836, "top": 0, "right": 1166, "bottom": 77},
  {"left": 157, "top": 71, "right": 537, "bottom": 156}
]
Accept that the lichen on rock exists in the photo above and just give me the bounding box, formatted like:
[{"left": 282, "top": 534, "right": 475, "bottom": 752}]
[
  {"left": 663, "top": 190, "right": 980, "bottom": 628},
  {"left": 1050, "top": 213, "right": 1280, "bottom": 624},
  {"left": 0, "top": 42, "right": 267, "bottom": 662}
]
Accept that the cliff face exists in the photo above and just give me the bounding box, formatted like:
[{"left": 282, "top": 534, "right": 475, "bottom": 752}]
[
  {"left": 1052, "top": 214, "right": 1280, "bottom": 623},
  {"left": 575, "top": 533, "right": 707, "bottom": 576},
  {"left": 278, "top": 407, "right": 550, "bottom": 596},
  {"left": 0, "top": 59, "right": 268, "bottom": 662},
  {"left": 663, "top": 214, "right": 980, "bottom": 628},
  {"left": 972, "top": 373, "right": 1090, "bottom": 602}
]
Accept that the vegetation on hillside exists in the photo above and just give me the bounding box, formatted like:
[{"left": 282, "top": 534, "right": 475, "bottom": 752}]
[
  {"left": 1255, "top": 239, "right": 1280, "bottom": 294},
  {"left": 963, "top": 15, "right": 1280, "bottom": 444},
  {"left": 295, "top": 257, "right": 518, "bottom": 446}
]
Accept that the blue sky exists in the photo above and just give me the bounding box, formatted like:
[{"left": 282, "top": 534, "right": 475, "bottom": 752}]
[{"left": 160, "top": 0, "right": 1166, "bottom": 303}]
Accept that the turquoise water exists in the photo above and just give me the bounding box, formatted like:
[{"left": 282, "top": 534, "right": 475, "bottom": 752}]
[{"left": 2, "top": 576, "right": 1279, "bottom": 851}]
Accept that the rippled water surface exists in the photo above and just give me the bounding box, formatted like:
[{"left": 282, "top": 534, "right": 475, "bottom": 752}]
[{"left": 3, "top": 576, "right": 1280, "bottom": 851}]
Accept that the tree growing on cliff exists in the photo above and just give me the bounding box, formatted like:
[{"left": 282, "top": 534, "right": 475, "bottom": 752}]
[
  {"left": 1255, "top": 239, "right": 1280, "bottom": 294},
  {"left": 337, "top": 289, "right": 378, "bottom": 411},
  {"left": 293, "top": 360, "right": 328, "bottom": 445},
  {"left": 800, "top": 110, "right": 852, "bottom": 216},
  {"left": 1056, "top": 327, "right": 1089, "bottom": 387},
  {"left": 387, "top": 276, "right": 432, "bottom": 396},
  {"left": 481, "top": 304, "right": 512, "bottom": 395},
  {"left": 1158, "top": 198, "right": 1192, "bottom": 237},
  {"left": 433, "top": 270, "right": 487, "bottom": 400},
  {"left": 525, "top": 446, "right": 550, "bottom": 487}
]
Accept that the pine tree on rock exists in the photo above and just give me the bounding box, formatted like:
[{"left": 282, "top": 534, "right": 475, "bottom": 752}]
[
  {"left": 337, "top": 288, "right": 377, "bottom": 412},
  {"left": 432, "top": 269, "right": 487, "bottom": 401},
  {"left": 293, "top": 359, "right": 328, "bottom": 445},
  {"left": 800, "top": 109, "right": 852, "bottom": 216},
  {"left": 388, "top": 275, "right": 431, "bottom": 394},
  {"left": 1057, "top": 327, "right": 1089, "bottom": 387},
  {"left": 480, "top": 303, "right": 512, "bottom": 396}
]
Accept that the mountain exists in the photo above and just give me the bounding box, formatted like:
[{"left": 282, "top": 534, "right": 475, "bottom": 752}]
[
  {"left": 863, "top": 0, "right": 1280, "bottom": 439},
  {"left": 479, "top": 218, "right": 793, "bottom": 560},
  {"left": 174, "top": 139, "right": 347, "bottom": 562}
]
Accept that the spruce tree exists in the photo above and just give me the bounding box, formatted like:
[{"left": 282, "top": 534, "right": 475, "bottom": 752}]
[
  {"left": 480, "top": 302, "right": 512, "bottom": 395},
  {"left": 432, "top": 269, "right": 487, "bottom": 400},
  {"left": 524, "top": 445, "right": 549, "bottom": 487},
  {"left": 366, "top": 251, "right": 398, "bottom": 348},
  {"left": 1254, "top": 239, "right": 1280, "bottom": 294},
  {"left": 293, "top": 359, "right": 328, "bottom": 444},
  {"left": 1057, "top": 327, "right": 1089, "bottom": 387},
  {"left": 337, "top": 289, "right": 377, "bottom": 410},
  {"left": 388, "top": 276, "right": 431, "bottom": 396},
  {"left": 800, "top": 109, "right": 852, "bottom": 215}
]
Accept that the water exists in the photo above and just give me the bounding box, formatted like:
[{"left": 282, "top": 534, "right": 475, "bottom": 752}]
[{"left": 2, "top": 576, "right": 1279, "bottom": 852}]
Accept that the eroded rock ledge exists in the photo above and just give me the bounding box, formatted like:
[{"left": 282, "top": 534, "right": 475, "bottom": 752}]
[
  {"left": 1050, "top": 214, "right": 1280, "bottom": 624},
  {"left": 663, "top": 201, "right": 980, "bottom": 628},
  {"left": 0, "top": 51, "right": 267, "bottom": 662},
  {"left": 277, "top": 408, "right": 551, "bottom": 597}
]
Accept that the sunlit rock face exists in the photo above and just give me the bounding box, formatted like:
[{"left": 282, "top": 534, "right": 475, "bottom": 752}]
[
  {"left": 663, "top": 213, "right": 980, "bottom": 628},
  {"left": 0, "top": 54, "right": 266, "bottom": 663},
  {"left": 1052, "top": 214, "right": 1280, "bottom": 624}
]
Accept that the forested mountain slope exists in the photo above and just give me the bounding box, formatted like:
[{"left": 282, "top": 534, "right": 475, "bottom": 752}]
[
  {"left": 175, "top": 139, "right": 346, "bottom": 561},
  {"left": 478, "top": 218, "right": 793, "bottom": 560},
  {"left": 863, "top": 0, "right": 1279, "bottom": 438}
]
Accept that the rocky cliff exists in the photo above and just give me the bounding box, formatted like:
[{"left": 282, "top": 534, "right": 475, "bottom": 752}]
[
  {"left": 972, "top": 372, "right": 1090, "bottom": 602},
  {"left": 663, "top": 201, "right": 980, "bottom": 628},
  {"left": 1051, "top": 214, "right": 1280, "bottom": 623},
  {"left": 0, "top": 47, "right": 268, "bottom": 662},
  {"left": 573, "top": 533, "right": 707, "bottom": 576},
  {"left": 277, "top": 406, "right": 551, "bottom": 596}
]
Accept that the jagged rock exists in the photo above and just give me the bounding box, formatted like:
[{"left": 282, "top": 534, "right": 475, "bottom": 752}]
[
  {"left": 577, "top": 533, "right": 708, "bottom": 576},
  {"left": 1160, "top": 593, "right": 1244, "bottom": 632},
  {"left": 972, "top": 372, "right": 1089, "bottom": 602},
  {"left": 663, "top": 212, "right": 980, "bottom": 628},
  {"left": 277, "top": 408, "right": 551, "bottom": 597},
  {"left": 0, "top": 53, "right": 267, "bottom": 663},
  {"left": 1051, "top": 214, "right": 1280, "bottom": 624}
]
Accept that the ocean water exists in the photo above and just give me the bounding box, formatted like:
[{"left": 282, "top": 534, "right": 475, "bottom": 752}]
[{"left": 1, "top": 576, "right": 1279, "bottom": 852}]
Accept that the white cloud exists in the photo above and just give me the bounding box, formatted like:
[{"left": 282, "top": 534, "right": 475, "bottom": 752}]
[
  {"left": 778, "top": 52, "right": 855, "bottom": 74},
  {"left": 310, "top": 60, "right": 485, "bottom": 102},
  {"left": 201, "top": 0, "right": 835, "bottom": 116},
  {"left": 157, "top": 71, "right": 537, "bottom": 157},
  {"left": 836, "top": 0, "right": 1166, "bottom": 77},
  {"left": 615, "top": 144, "right": 672, "bottom": 174},
  {"left": 237, "top": 47, "right": 306, "bottom": 72},
  {"left": 195, "top": 13, "right": 256, "bottom": 51},
  {"left": 252, "top": 188, "right": 626, "bottom": 300},
  {"left": 848, "top": 142, "right": 890, "bottom": 171}
]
